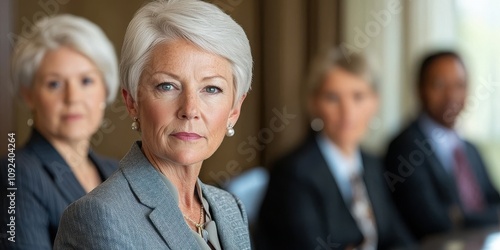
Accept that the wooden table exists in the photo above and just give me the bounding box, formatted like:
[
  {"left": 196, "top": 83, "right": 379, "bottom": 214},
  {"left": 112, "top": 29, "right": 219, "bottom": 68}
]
[{"left": 420, "top": 227, "right": 500, "bottom": 250}]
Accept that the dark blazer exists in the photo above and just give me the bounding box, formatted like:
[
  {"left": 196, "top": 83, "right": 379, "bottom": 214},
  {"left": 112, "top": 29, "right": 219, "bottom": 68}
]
[
  {"left": 0, "top": 130, "right": 117, "bottom": 250},
  {"left": 257, "top": 134, "right": 414, "bottom": 250},
  {"left": 384, "top": 119, "right": 500, "bottom": 240},
  {"left": 54, "top": 141, "right": 251, "bottom": 250}
]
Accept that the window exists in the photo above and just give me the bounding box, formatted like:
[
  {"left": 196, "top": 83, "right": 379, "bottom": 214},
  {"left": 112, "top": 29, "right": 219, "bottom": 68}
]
[{"left": 456, "top": 0, "right": 500, "bottom": 185}]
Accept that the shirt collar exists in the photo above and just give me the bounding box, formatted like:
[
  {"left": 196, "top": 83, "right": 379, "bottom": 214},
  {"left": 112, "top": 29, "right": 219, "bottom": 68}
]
[
  {"left": 418, "top": 113, "right": 462, "bottom": 147},
  {"left": 316, "top": 132, "right": 363, "bottom": 176}
]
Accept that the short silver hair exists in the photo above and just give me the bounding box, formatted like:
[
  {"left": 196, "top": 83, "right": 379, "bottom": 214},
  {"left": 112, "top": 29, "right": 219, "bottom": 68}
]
[
  {"left": 11, "top": 14, "right": 119, "bottom": 104},
  {"left": 306, "top": 48, "right": 376, "bottom": 98},
  {"left": 120, "top": 0, "right": 253, "bottom": 104}
]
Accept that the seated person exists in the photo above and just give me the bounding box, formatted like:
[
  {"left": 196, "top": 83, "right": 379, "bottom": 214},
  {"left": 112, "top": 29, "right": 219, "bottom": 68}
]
[
  {"left": 0, "top": 14, "right": 119, "bottom": 249},
  {"left": 384, "top": 50, "right": 500, "bottom": 240},
  {"left": 257, "top": 49, "right": 415, "bottom": 250}
]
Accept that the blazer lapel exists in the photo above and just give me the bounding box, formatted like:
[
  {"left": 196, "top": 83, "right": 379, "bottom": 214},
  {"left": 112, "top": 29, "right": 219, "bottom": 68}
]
[
  {"left": 27, "top": 130, "right": 86, "bottom": 202},
  {"left": 412, "top": 123, "right": 459, "bottom": 203},
  {"left": 121, "top": 142, "right": 199, "bottom": 250},
  {"left": 201, "top": 184, "right": 248, "bottom": 250},
  {"left": 311, "top": 137, "right": 363, "bottom": 244}
]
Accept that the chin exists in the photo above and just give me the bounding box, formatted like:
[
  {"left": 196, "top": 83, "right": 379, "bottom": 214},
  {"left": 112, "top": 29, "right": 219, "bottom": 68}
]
[
  {"left": 439, "top": 115, "right": 458, "bottom": 128},
  {"left": 61, "top": 130, "right": 94, "bottom": 142},
  {"left": 168, "top": 151, "right": 209, "bottom": 166}
]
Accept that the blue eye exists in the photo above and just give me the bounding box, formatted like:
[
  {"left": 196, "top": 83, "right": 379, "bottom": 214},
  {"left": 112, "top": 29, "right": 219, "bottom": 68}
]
[
  {"left": 205, "top": 86, "right": 222, "bottom": 94},
  {"left": 82, "top": 77, "right": 94, "bottom": 85},
  {"left": 157, "top": 82, "right": 175, "bottom": 91},
  {"left": 47, "top": 81, "right": 61, "bottom": 89}
]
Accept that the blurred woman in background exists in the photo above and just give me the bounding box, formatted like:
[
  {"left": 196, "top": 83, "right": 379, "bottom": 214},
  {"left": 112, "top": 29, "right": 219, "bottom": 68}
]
[
  {"left": 1, "top": 14, "right": 119, "bottom": 249},
  {"left": 257, "top": 48, "right": 415, "bottom": 250}
]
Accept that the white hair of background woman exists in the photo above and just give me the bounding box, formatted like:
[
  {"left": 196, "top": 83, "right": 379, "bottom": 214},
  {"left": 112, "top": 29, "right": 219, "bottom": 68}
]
[
  {"left": 11, "top": 14, "right": 119, "bottom": 104},
  {"left": 120, "top": 0, "right": 253, "bottom": 106}
]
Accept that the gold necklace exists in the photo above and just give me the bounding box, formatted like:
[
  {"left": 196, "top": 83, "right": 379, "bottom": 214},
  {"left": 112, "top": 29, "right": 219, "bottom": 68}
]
[{"left": 183, "top": 205, "right": 205, "bottom": 236}]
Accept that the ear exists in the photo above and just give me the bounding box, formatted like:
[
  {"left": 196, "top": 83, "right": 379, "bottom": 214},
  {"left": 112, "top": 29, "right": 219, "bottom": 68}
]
[
  {"left": 122, "top": 88, "right": 138, "bottom": 118},
  {"left": 228, "top": 94, "right": 246, "bottom": 125},
  {"left": 20, "top": 86, "right": 35, "bottom": 110}
]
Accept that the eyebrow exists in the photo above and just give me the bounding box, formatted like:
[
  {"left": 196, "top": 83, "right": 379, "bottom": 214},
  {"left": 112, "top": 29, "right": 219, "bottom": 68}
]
[
  {"left": 42, "top": 70, "right": 101, "bottom": 77},
  {"left": 151, "top": 71, "right": 229, "bottom": 82}
]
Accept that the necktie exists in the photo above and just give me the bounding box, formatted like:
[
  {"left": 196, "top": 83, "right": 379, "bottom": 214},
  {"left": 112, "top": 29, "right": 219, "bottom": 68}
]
[
  {"left": 349, "top": 174, "right": 378, "bottom": 250},
  {"left": 453, "top": 146, "right": 485, "bottom": 212}
]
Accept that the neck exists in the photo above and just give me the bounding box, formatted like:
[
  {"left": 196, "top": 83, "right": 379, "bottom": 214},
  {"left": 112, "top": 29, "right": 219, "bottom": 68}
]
[
  {"left": 339, "top": 145, "right": 357, "bottom": 159},
  {"left": 44, "top": 134, "right": 91, "bottom": 170},
  {"left": 141, "top": 145, "right": 201, "bottom": 210},
  {"left": 335, "top": 142, "right": 357, "bottom": 159},
  {"left": 422, "top": 110, "right": 456, "bottom": 129}
]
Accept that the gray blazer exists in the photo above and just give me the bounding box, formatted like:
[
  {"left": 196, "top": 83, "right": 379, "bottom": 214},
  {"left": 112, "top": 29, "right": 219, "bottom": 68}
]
[{"left": 54, "top": 142, "right": 251, "bottom": 250}]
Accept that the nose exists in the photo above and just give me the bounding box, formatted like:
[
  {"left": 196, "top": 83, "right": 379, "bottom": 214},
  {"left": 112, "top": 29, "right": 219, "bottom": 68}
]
[
  {"left": 339, "top": 99, "right": 355, "bottom": 123},
  {"left": 64, "top": 80, "right": 82, "bottom": 104},
  {"left": 177, "top": 91, "right": 200, "bottom": 120}
]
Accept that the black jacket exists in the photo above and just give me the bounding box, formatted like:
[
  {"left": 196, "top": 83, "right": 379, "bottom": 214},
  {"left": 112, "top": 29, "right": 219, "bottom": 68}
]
[
  {"left": 384, "top": 120, "right": 500, "bottom": 240},
  {"left": 257, "top": 134, "right": 414, "bottom": 249},
  {"left": 0, "top": 129, "right": 118, "bottom": 249}
]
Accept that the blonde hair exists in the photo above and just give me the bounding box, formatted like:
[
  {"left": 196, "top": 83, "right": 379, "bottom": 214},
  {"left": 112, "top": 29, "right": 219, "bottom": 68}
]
[{"left": 306, "top": 48, "right": 375, "bottom": 98}]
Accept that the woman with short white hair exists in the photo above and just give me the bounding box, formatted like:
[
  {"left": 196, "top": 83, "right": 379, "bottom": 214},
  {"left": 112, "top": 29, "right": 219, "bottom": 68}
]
[
  {"left": 1, "top": 14, "right": 119, "bottom": 249},
  {"left": 55, "top": 0, "right": 252, "bottom": 249}
]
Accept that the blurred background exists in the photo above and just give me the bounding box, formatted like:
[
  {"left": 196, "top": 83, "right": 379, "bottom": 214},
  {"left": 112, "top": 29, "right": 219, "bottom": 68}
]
[{"left": 1, "top": 0, "right": 498, "bottom": 187}]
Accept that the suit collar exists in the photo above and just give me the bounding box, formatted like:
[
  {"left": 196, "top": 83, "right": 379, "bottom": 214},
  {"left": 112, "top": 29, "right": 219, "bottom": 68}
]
[
  {"left": 120, "top": 141, "right": 199, "bottom": 249},
  {"left": 410, "top": 121, "right": 459, "bottom": 202},
  {"left": 306, "top": 136, "right": 366, "bottom": 246},
  {"left": 201, "top": 184, "right": 250, "bottom": 250},
  {"left": 26, "top": 129, "right": 86, "bottom": 202},
  {"left": 26, "top": 129, "right": 115, "bottom": 202}
]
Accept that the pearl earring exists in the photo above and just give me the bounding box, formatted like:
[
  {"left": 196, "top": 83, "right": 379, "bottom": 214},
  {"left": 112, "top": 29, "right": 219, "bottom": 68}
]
[
  {"left": 226, "top": 124, "right": 235, "bottom": 137},
  {"left": 27, "top": 118, "right": 34, "bottom": 127},
  {"left": 310, "top": 118, "right": 324, "bottom": 132},
  {"left": 131, "top": 117, "right": 140, "bottom": 131}
]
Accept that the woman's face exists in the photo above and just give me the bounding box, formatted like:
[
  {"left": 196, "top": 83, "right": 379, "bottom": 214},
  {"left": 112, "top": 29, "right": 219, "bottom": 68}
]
[
  {"left": 24, "top": 46, "right": 107, "bottom": 144},
  {"left": 125, "top": 39, "right": 243, "bottom": 166},
  {"left": 313, "top": 67, "right": 378, "bottom": 148}
]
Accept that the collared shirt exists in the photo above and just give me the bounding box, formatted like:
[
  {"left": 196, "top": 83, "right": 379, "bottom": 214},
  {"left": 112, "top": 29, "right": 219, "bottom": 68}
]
[
  {"left": 316, "top": 133, "right": 363, "bottom": 205},
  {"left": 156, "top": 171, "right": 221, "bottom": 250},
  {"left": 418, "top": 113, "right": 465, "bottom": 173}
]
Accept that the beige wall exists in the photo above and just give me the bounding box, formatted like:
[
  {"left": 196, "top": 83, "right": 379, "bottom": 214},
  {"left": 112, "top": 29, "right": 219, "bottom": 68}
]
[{"left": 6, "top": 0, "right": 341, "bottom": 185}]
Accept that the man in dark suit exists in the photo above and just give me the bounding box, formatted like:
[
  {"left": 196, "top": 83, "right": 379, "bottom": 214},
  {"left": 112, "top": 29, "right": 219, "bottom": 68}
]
[{"left": 384, "top": 51, "right": 500, "bottom": 240}]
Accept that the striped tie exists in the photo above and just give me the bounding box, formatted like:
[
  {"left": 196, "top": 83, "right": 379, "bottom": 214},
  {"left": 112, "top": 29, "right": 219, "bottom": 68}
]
[{"left": 349, "top": 174, "right": 378, "bottom": 250}]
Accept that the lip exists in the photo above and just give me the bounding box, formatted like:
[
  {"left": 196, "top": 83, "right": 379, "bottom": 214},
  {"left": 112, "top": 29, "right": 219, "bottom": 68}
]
[
  {"left": 62, "top": 114, "right": 83, "bottom": 121},
  {"left": 171, "top": 132, "right": 203, "bottom": 141}
]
